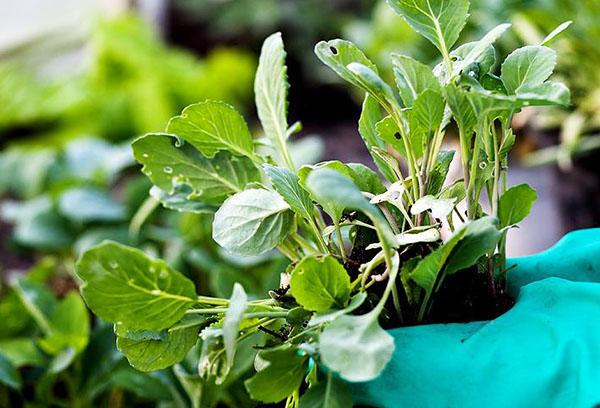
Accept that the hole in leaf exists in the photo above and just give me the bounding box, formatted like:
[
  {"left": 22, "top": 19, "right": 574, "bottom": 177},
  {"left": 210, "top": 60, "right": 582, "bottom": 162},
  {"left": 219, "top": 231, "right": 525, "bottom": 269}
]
[
  {"left": 394, "top": 132, "right": 401, "bottom": 140},
  {"left": 329, "top": 46, "right": 338, "bottom": 55}
]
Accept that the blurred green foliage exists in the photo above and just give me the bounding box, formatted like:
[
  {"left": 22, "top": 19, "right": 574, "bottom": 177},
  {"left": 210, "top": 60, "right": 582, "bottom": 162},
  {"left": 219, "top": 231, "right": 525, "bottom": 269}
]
[{"left": 0, "top": 13, "right": 256, "bottom": 146}]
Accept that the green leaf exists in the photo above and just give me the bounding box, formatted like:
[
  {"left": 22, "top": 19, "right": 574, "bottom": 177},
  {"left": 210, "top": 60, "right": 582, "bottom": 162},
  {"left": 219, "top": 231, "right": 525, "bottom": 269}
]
[
  {"left": 265, "top": 164, "right": 314, "bottom": 220},
  {"left": 298, "top": 161, "right": 355, "bottom": 223},
  {"left": 346, "top": 163, "right": 386, "bottom": 195},
  {"left": 0, "top": 353, "right": 21, "bottom": 390},
  {"left": 0, "top": 337, "right": 47, "bottom": 367},
  {"left": 410, "top": 89, "right": 444, "bottom": 133},
  {"left": 309, "top": 292, "right": 367, "bottom": 326},
  {"left": 501, "top": 46, "right": 556, "bottom": 94},
  {"left": 212, "top": 189, "right": 294, "bottom": 256},
  {"left": 299, "top": 374, "right": 352, "bottom": 408},
  {"left": 409, "top": 89, "right": 445, "bottom": 158},
  {"left": 244, "top": 347, "right": 309, "bottom": 403},
  {"left": 290, "top": 255, "right": 351, "bottom": 312},
  {"left": 319, "top": 309, "right": 394, "bottom": 382},
  {"left": 38, "top": 292, "right": 90, "bottom": 355},
  {"left": 305, "top": 168, "right": 396, "bottom": 246},
  {"left": 410, "top": 195, "right": 456, "bottom": 219},
  {"left": 444, "top": 84, "right": 477, "bottom": 135},
  {"left": 391, "top": 54, "right": 440, "bottom": 107},
  {"left": 110, "top": 367, "right": 174, "bottom": 401},
  {"left": 387, "top": 0, "right": 470, "bottom": 52},
  {"left": 314, "top": 40, "right": 378, "bottom": 91},
  {"left": 13, "top": 279, "right": 56, "bottom": 335},
  {"left": 451, "top": 23, "right": 511, "bottom": 75},
  {"left": 427, "top": 150, "right": 455, "bottom": 196},
  {"left": 540, "top": 21, "right": 572, "bottom": 46},
  {"left": 409, "top": 227, "right": 466, "bottom": 294},
  {"left": 133, "top": 133, "right": 260, "bottom": 204},
  {"left": 376, "top": 116, "right": 407, "bottom": 158},
  {"left": 2, "top": 196, "right": 71, "bottom": 250},
  {"left": 444, "top": 217, "right": 501, "bottom": 274},
  {"left": 58, "top": 187, "right": 126, "bottom": 223},
  {"left": 223, "top": 283, "right": 247, "bottom": 370},
  {"left": 255, "top": 32, "right": 290, "bottom": 162},
  {"left": 0, "top": 338, "right": 45, "bottom": 367},
  {"left": 76, "top": 241, "right": 197, "bottom": 331},
  {"left": 358, "top": 95, "right": 397, "bottom": 182},
  {"left": 166, "top": 101, "right": 257, "bottom": 161},
  {"left": 516, "top": 82, "right": 570, "bottom": 106},
  {"left": 149, "top": 185, "right": 218, "bottom": 214},
  {"left": 498, "top": 184, "right": 537, "bottom": 228},
  {"left": 346, "top": 63, "right": 400, "bottom": 110},
  {"left": 115, "top": 324, "right": 199, "bottom": 372}
]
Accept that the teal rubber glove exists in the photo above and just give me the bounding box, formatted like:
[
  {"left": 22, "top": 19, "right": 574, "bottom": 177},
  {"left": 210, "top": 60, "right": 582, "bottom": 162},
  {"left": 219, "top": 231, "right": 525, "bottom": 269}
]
[{"left": 350, "top": 229, "right": 600, "bottom": 408}]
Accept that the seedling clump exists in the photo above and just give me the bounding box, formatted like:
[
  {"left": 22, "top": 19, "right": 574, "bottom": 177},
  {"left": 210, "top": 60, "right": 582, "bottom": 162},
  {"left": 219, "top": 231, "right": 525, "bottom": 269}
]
[{"left": 76, "top": 0, "right": 570, "bottom": 405}]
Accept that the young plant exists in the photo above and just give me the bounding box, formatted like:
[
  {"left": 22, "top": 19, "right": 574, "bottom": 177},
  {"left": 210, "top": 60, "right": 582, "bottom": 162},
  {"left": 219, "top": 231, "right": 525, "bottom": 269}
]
[{"left": 76, "top": 1, "right": 569, "bottom": 405}]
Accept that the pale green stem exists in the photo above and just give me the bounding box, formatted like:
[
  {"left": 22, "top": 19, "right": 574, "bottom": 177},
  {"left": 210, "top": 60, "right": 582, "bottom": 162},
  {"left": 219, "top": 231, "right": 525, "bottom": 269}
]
[
  {"left": 333, "top": 220, "right": 347, "bottom": 262},
  {"left": 129, "top": 195, "right": 159, "bottom": 243}
]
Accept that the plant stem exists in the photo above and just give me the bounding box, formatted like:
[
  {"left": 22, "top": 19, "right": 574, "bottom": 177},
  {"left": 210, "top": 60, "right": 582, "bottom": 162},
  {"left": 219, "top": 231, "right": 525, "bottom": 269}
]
[
  {"left": 129, "top": 195, "right": 159, "bottom": 243},
  {"left": 291, "top": 232, "right": 317, "bottom": 254},
  {"left": 278, "top": 240, "right": 301, "bottom": 262},
  {"left": 490, "top": 123, "right": 501, "bottom": 216},
  {"left": 307, "top": 218, "right": 329, "bottom": 253},
  {"left": 196, "top": 296, "right": 229, "bottom": 306},
  {"left": 467, "top": 118, "right": 486, "bottom": 219},
  {"left": 333, "top": 221, "right": 347, "bottom": 262}
]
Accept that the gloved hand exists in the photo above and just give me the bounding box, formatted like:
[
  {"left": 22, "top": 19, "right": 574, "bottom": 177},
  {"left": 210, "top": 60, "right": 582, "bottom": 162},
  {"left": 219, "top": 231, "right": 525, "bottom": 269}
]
[{"left": 350, "top": 229, "right": 600, "bottom": 408}]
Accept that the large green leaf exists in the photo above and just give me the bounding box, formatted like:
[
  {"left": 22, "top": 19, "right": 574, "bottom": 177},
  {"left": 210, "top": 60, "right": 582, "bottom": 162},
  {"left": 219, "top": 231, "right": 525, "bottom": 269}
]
[
  {"left": 255, "top": 32, "right": 289, "bottom": 161},
  {"left": 391, "top": 54, "right": 440, "bottom": 107},
  {"left": 212, "top": 188, "right": 294, "bottom": 256},
  {"left": 245, "top": 347, "right": 309, "bottom": 403},
  {"left": 498, "top": 184, "right": 537, "bottom": 228},
  {"left": 265, "top": 164, "right": 314, "bottom": 220},
  {"left": 387, "top": 0, "right": 470, "bottom": 53},
  {"left": 290, "top": 255, "right": 351, "bottom": 312},
  {"left": 166, "top": 101, "right": 257, "bottom": 161},
  {"left": 444, "top": 217, "right": 501, "bottom": 274},
  {"left": 319, "top": 309, "right": 394, "bottom": 382},
  {"left": 133, "top": 133, "right": 260, "bottom": 204},
  {"left": 115, "top": 324, "right": 199, "bottom": 372},
  {"left": 357, "top": 95, "right": 397, "bottom": 182},
  {"left": 501, "top": 46, "right": 556, "bottom": 94},
  {"left": 76, "top": 241, "right": 197, "bottom": 331}
]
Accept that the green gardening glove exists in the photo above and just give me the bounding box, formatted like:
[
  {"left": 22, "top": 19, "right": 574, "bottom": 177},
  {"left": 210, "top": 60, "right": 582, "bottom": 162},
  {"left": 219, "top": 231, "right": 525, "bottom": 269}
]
[{"left": 349, "top": 229, "right": 600, "bottom": 408}]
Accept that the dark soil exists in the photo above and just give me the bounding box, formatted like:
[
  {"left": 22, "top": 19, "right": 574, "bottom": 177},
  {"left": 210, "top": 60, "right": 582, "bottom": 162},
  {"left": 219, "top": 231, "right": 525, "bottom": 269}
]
[{"left": 426, "top": 266, "right": 515, "bottom": 324}]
